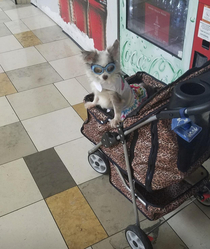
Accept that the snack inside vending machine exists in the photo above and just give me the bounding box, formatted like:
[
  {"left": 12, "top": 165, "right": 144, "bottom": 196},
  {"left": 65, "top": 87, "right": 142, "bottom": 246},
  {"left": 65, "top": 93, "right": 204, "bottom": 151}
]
[{"left": 120, "top": 0, "right": 199, "bottom": 83}]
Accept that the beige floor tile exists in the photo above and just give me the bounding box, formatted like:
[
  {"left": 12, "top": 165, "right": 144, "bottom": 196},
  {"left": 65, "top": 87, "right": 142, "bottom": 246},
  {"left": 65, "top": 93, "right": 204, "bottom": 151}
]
[
  {"left": 32, "top": 25, "right": 68, "bottom": 43},
  {"left": 0, "top": 158, "right": 42, "bottom": 216},
  {"left": 5, "top": 5, "right": 43, "bottom": 20},
  {"left": 15, "top": 31, "right": 42, "bottom": 47},
  {"left": 79, "top": 175, "right": 145, "bottom": 236},
  {"left": 76, "top": 74, "right": 92, "bottom": 93},
  {"left": 0, "top": 35, "right": 22, "bottom": 53},
  {"left": 0, "top": 201, "right": 68, "bottom": 249},
  {"left": 0, "top": 122, "right": 37, "bottom": 165},
  {"left": 0, "top": 96, "right": 18, "bottom": 127},
  {"left": 5, "top": 20, "right": 29, "bottom": 34},
  {"left": 0, "top": 47, "right": 46, "bottom": 71},
  {"left": 7, "top": 62, "right": 62, "bottom": 92},
  {"left": 55, "top": 137, "right": 99, "bottom": 185},
  {"left": 36, "top": 38, "right": 80, "bottom": 61},
  {"left": 0, "top": 65, "right": 3, "bottom": 73},
  {"left": 0, "top": 73, "right": 16, "bottom": 97},
  {"left": 46, "top": 187, "right": 108, "bottom": 249},
  {"left": 50, "top": 55, "right": 86, "bottom": 79},
  {"left": 0, "top": 11, "right": 11, "bottom": 23},
  {"left": 73, "top": 103, "right": 87, "bottom": 121},
  {"left": 167, "top": 203, "right": 210, "bottom": 249},
  {"left": 22, "top": 107, "right": 83, "bottom": 151},
  {"left": 0, "top": 23, "right": 11, "bottom": 37},
  {"left": 22, "top": 14, "right": 56, "bottom": 30},
  {"left": 7, "top": 84, "right": 70, "bottom": 120},
  {"left": 140, "top": 219, "right": 187, "bottom": 249},
  {"left": 55, "top": 78, "right": 88, "bottom": 105},
  {"left": 92, "top": 230, "right": 129, "bottom": 249}
]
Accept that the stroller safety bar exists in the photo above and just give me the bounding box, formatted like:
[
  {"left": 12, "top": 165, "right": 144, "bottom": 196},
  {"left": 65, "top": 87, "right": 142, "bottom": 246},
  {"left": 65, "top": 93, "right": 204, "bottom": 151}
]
[
  {"left": 157, "top": 101, "right": 210, "bottom": 119},
  {"left": 88, "top": 98, "right": 210, "bottom": 155},
  {"left": 88, "top": 115, "right": 157, "bottom": 155}
]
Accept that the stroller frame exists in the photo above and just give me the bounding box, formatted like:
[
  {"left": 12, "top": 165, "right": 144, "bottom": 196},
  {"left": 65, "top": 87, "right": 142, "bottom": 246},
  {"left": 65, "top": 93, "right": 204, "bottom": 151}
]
[
  {"left": 87, "top": 106, "right": 210, "bottom": 248},
  {"left": 82, "top": 64, "right": 210, "bottom": 248},
  {"left": 88, "top": 116, "right": 157, "bottom": 226}
]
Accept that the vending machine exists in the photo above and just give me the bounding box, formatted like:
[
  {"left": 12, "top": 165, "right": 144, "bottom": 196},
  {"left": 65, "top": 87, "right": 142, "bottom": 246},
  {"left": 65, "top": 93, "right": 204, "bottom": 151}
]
[
  {"left": 120, "top": 0, "right": 199, "bottom": 84},
  {"left": 88, "top": 0, "right": 107, "bottom": 50},
  {"left": 59, "top": 0, "right": 71, "bottom": 24},
  {"left": 190, "top": 0, "right": 210, "bottom": 68},
  {"left": 70, "top": 0, "right": 88, "bottom": 34}
]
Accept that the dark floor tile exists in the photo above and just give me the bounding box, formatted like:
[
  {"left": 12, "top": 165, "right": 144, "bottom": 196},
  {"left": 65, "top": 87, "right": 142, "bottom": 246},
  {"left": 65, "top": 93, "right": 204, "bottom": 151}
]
[{"left": 24, "top": 148, "right": 76, "bottom": 198}]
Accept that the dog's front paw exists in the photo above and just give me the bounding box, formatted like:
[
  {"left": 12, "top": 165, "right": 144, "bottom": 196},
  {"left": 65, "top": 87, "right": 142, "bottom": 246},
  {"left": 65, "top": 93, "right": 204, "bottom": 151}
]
[
  {"left": 84, "top": 102, "right": 95, "bottom": 109},
  {"left": 109, "top": 118, "right": 121, "bottom": 128}
]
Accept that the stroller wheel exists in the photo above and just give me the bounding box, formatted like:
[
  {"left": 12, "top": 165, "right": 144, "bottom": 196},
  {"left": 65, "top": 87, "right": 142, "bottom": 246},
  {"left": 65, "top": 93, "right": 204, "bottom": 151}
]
[
  {"left": 88, "top": 150, "right": 109, "bottom": 174},
  {"left": 125, "top": 225, "right": 153, "bottom": 249},
  {"left": 196, "top": 183, "right": 210, "bottom": 207}
]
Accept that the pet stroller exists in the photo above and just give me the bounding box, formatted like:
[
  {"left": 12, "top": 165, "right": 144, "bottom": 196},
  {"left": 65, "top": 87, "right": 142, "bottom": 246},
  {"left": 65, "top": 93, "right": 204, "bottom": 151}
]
[{"left": 81, "top": 61, "right": 210, "bottom": 249}]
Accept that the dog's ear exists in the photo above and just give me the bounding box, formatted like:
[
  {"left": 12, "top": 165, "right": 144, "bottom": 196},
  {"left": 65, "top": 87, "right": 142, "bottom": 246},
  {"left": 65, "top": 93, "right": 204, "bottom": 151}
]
[
  {"left": 107, "top": 39, "right": 119, "bottom": 60},
  {"left": 81, "top": 50, "right": 98, "bottom": 63}
]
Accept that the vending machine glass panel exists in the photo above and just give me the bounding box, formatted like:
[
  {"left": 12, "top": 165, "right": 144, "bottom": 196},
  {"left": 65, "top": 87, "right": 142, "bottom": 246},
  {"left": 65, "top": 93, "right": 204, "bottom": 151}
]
[{"left": 120, "top": 0, "right": 199, "bottom": 83}]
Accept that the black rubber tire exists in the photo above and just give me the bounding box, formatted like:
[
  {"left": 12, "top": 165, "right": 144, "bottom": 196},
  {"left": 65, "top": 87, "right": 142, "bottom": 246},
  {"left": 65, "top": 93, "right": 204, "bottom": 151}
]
[
  {"left": 196, "top": 179, "right": 210, "bottom": 207},
  {"left": 88, "top": 150, "right": 110, "bottom": 175},
  {"left": 125, "top": 225, "right": 153, "bottom": 249}
]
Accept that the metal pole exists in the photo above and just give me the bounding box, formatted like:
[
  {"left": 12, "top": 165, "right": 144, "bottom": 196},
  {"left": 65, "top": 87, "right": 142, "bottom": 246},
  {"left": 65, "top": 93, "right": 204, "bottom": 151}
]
[
  {"left": 88, "top": 142, "right": 102, "bottom": 155},
  {"left": 123, "top": 141, "right": 140, "bottom": 227},
  {"left": 124, "top": 115, "right": 157, "bottom": 136}
]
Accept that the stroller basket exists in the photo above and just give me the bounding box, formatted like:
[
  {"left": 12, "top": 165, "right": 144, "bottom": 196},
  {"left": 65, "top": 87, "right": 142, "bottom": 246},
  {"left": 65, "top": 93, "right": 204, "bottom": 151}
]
[
  {"left": 81, "top": 60, "right": 210, "bottom": 249},
  {"left": 82, "top": 65, "right": 210, "bottom": 192},
  {"left": 110, "top": 161, "right": 209, "bottom": 220}
]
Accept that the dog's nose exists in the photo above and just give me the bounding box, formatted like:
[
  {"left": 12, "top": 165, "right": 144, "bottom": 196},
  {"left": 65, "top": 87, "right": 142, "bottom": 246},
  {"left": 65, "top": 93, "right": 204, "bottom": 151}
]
[{"left": 103, "top": 75, "right": 108, "bottom": 80}]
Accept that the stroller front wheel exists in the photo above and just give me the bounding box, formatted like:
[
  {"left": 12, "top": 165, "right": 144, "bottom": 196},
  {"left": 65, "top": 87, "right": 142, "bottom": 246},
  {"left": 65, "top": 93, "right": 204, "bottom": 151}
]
[
  {"left": 196, "top": 182, "right": 210, "bottom": 207},
  {"left": 125, "top": 225, "right": 153, "bottom": 249},
  {"left": 88, "top": 150, "right": 110, "bottom": 174}
]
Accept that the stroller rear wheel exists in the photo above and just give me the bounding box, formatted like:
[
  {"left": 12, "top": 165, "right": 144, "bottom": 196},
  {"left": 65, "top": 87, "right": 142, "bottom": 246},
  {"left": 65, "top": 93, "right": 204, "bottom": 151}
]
[
  {"left": 125, "top": 225, "right": 153, "bottom": 249},
  {"left": 196, "top": 182, "right": 210, "bottom": 207},
  {"left": 88, "top": 150, "right": 110, "bottom": 174}
]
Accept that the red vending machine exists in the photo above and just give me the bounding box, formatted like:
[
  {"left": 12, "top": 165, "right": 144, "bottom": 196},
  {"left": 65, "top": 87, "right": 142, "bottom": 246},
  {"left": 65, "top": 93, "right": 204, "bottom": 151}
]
[
  {"left": 59, "top": 0, "right": 71, "bottom": 23},
  {"left": 88, "top": 0, "right": 107, "bottom": 51},
  {"left": 71, "top": 0, "right": 88, "bottom": 34},
  {"left": 190, "top": 0, "right": 210, "bottom": 67}
]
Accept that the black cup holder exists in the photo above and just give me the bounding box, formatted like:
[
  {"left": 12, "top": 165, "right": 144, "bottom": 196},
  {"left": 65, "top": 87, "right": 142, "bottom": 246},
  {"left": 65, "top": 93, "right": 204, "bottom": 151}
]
[
  {"left": 180, "top": 82, "right": 205, "bottom": 95},
  {"left": 169, "top": 80, "right": 210, "bottom": 109}
]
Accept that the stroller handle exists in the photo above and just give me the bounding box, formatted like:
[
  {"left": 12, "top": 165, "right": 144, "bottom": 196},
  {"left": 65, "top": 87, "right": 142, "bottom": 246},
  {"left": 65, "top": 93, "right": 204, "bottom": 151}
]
[{"left": 157, "top": 101, "right": 210, "bottom": 119}]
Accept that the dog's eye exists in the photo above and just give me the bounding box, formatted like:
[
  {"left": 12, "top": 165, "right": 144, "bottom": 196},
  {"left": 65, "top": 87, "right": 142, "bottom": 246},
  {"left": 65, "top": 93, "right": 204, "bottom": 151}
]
[
  {"left": 94, "top": 67, "right": 103, "bottom": 74},
  {"left": 107, "top": 65, "right": 115, "bottom": 73}
]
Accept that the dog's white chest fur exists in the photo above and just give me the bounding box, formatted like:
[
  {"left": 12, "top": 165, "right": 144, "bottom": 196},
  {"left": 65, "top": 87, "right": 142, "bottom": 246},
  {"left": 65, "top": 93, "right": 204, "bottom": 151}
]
[{"left": 91, "top": 75, "right": 134, "bottom": 109}]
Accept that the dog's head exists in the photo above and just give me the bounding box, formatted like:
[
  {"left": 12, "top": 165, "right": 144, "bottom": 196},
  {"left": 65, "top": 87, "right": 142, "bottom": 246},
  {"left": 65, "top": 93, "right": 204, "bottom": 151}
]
[{"left": 81, "top": 40, "right": 120, "bottom": 85}]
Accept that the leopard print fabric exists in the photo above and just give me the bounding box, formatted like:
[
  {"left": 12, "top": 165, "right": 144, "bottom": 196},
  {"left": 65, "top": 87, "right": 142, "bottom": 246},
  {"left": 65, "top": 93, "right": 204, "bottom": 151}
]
[
  {"left": 110, "top": 162, "right": 209, "bottom": 220},
  {"left": 81, "top": 64, "right": 210, "bottom": 191}
]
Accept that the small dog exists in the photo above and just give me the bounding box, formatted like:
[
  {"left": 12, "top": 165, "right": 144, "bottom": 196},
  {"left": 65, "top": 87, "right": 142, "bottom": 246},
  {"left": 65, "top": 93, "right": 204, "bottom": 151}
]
[{"left": 82, "top": 40, "right": 155, "bottom": 127}]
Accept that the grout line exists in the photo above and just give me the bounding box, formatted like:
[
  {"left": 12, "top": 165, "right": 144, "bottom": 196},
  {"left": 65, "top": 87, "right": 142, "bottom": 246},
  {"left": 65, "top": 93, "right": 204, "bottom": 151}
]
[
  {"left": 193, "top": 200, "right": 210, "bottom": 220},
  {"left": 76, "top": 183, "right": 109, "bottom": 237},
  {"left": 33, "top": 45, "right": 65, "bottom": 80},
  {"left": 0, "top": 198, "right": 43, "bottom": 219},
  {"left": 166, "top": 221, "right": 189, "bottom": 249},
  {"left": 44, "top": 199, "right": 69, "bottom": 249},
  {"left": 19, "top": 105, "right": 74, "bottom": 122}
]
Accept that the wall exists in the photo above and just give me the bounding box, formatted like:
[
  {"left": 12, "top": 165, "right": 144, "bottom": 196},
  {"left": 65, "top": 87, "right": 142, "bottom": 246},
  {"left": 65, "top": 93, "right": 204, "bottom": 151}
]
[{"left": 31, "top": 0, "right": 118, "bottom": 51}]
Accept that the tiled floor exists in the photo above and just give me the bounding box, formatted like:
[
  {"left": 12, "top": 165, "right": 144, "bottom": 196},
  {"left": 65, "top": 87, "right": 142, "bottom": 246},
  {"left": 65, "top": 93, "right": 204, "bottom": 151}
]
[{"left": 0, "top": 1, "right": 210, "bottom": 249}]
